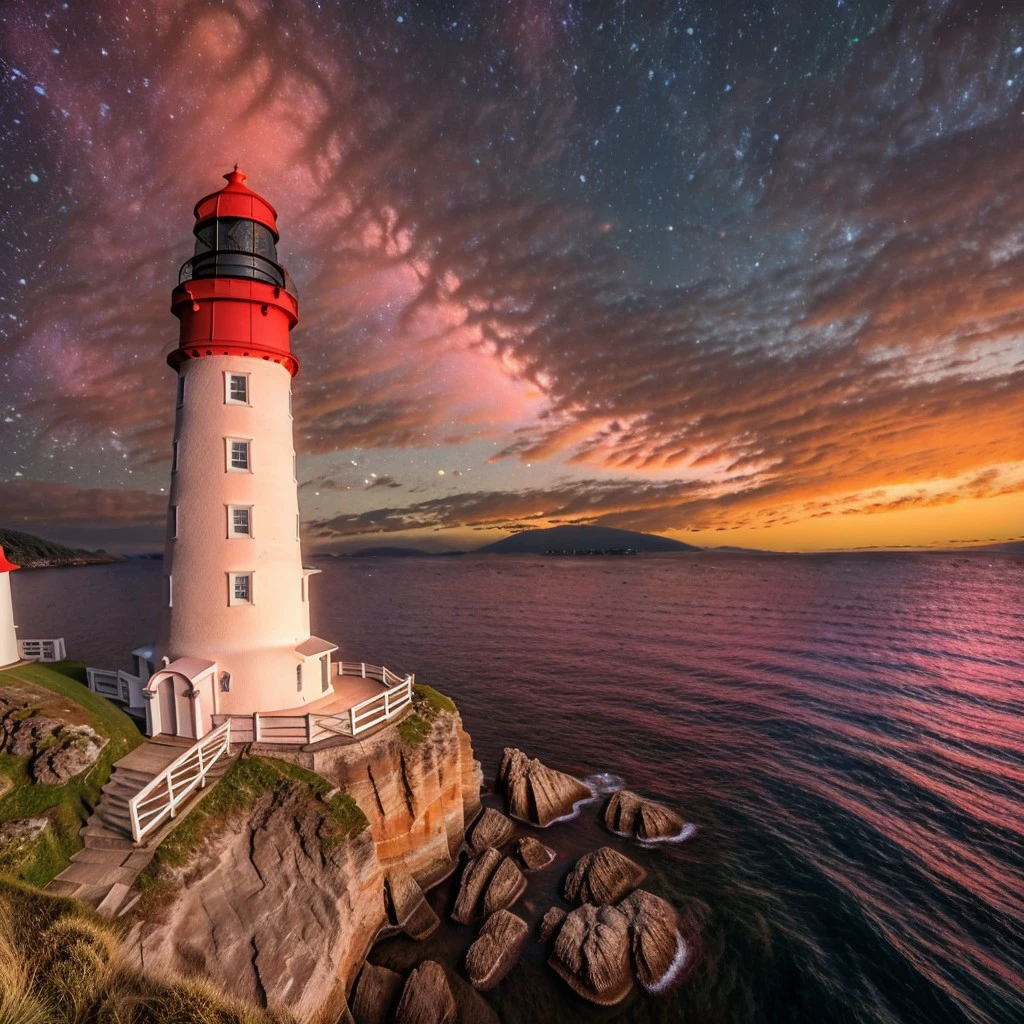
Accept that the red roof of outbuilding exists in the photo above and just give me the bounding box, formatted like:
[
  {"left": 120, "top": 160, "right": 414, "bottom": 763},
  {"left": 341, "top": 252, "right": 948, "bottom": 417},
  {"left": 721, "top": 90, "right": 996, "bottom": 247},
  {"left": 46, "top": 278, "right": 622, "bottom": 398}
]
[
  {"left": 192, "top": 167, "right": 279, "bottom": 239},
  {"left": 0, "top": 546, "right": 20, "bottom": 573}
]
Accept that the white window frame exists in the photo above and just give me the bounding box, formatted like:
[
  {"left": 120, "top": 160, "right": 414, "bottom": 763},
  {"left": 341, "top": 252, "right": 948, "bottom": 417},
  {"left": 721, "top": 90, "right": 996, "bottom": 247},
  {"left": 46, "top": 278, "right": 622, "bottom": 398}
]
[
  {"left": 296, "top": 513, "right": 300, "bottom": 540},
  {"left": 301, "top": 576, "right": 306, "bottom": 602},
  {"left": 287, "top": 388, "right": 293, "bottom": 418},
  {"left": 228, "top": 571, "right": 254, "bottom": 606},
  {"left": 224, "top": 371, "right": 250, "bottom": 406},
  {"left": 296, "top": 663, "right": 303, "bottom": 691},
  {"left": 292, "top": 452, "right": 297, "bottom": 481},
  {"left": 167, "top": 574, "right": 173, "bottom": 607},
  {"left": 176, "top": 373, "right": 185, "bottom": 408},
  {"left": 226, "top": 437, "right": 251, "bottom": 473},
  {"left": 227, "top": 504, "right": 253, "bottom": 539}
]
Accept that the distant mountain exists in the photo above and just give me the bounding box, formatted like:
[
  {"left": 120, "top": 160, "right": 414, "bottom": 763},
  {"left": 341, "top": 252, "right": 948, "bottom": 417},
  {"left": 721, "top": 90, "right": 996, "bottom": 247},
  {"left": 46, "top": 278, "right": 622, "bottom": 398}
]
[
  {"left": 0, "top": 527, "right": 122, "bottom": 568},
  {"left": 348, "top": 546, "right": 465, "bottom": 558},
  {"left": 477, "top": 525, "right": 700, "bottom": 554},
  {"left": 956, "top": 540, "right": 1024, "bottom": 554}
]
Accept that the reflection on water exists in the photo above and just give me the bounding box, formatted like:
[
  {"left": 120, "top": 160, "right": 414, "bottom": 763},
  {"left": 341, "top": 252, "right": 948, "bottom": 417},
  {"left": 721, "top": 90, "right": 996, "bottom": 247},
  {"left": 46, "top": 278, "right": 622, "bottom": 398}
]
[{"left": 14, "top": 553, "right": 1024, "bottom": 1024}]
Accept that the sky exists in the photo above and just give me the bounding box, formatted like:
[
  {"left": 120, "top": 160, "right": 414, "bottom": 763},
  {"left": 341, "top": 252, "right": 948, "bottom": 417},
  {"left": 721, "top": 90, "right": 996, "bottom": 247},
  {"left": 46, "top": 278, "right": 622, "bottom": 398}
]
[{"left": 0, "top": 0, "right": 1022, "bottom": 554}]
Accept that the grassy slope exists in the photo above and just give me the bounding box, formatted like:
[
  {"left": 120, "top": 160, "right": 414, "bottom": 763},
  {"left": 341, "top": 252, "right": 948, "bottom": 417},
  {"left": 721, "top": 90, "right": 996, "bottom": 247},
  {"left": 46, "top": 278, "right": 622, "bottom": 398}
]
[
  {"left": 398, "top": 683, "right": 457, "bottom": 745},
  {"left": 0, "top": 660, "right": 143, "bottom": 885}
]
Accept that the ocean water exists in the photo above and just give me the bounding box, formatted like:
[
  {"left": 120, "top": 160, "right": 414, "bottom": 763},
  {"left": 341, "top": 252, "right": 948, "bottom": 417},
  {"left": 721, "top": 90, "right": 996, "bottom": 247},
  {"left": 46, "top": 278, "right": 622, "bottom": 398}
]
[{"left": 12, "top": 552, "right": 1024, "bottom": 1024}]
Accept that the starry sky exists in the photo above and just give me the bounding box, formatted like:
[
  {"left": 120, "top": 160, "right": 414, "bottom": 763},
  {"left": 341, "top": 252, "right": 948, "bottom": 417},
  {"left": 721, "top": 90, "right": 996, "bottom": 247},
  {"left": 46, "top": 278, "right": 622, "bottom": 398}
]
[{"left": 1, "top": 0, "right": 1022, "bottom": 554}]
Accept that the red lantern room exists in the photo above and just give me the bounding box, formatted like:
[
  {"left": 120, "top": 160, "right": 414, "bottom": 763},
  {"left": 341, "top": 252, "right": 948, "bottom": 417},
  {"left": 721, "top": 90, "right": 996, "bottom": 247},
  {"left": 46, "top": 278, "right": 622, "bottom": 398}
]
[{"left": 169, "top": 168, "right": 300, "bottom": 377}]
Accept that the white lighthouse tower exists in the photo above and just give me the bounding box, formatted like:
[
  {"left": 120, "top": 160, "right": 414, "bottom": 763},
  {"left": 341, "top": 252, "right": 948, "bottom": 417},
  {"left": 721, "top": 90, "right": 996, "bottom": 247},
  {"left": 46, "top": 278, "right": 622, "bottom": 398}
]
[
  {"left": 144, "top": 169, "right": 337, "bottom": 738},
  {"left": 0, "top": 546, "right": 20, "bottom": 669}
]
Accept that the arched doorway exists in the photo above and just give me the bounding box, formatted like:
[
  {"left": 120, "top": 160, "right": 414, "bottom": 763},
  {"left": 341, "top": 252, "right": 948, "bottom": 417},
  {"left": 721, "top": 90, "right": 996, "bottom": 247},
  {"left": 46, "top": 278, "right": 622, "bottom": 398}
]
[{"left": 145, "top": 670, "right": 197, "bottom": 739}]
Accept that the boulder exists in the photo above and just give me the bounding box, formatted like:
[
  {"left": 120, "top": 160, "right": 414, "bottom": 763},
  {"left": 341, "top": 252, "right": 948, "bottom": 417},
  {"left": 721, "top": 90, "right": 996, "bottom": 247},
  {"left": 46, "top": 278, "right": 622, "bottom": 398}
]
[
  {"left": 481, "top": 857, "right": 526, "bottom": 916},
  {"left": 7, "top": 714, "right": 62, "bottom": 757},
  {"left": 394, "top": 960, "right": 457, "bottom": 1024},
  {"left": 464, "top": 909, "right": 529, "bottom": 990},
  {"left": 548, "top": 903, "right": 633, "bottom": 1006},
  {"left": 605, "top": 790, "right": 685, "bottom": 841},
  {"left": 513, "top": 835, "right": 555, "bottom": 871},
  {"left": 563, "top": 847, "right": 647, "bottom": 906},
  {"left": 466, "top": 807, "right": 514, "bottom": 854},
  {"left": 497, "top": 748, "right": 593, "bottom": 827},
  {"left": 538, "top": 906, "right": 567, "bottom": 944},
  {"left": 386, "top": 870, "right": 440, "bottom": 941},
  {"left": 31, "top": 724, "right": 107, "bottom": 785},
  {"left": 451, "top": 847, "right": 502, "bottom": 924},
  {"left": 618, "top": 890, "right": 684, "bottom": 991},
  {"left": 351, "top": 962, "right": 404, "bottom": 1024},
  {"left": 0, "top": 817, "right": 49, "bottom": 868}
]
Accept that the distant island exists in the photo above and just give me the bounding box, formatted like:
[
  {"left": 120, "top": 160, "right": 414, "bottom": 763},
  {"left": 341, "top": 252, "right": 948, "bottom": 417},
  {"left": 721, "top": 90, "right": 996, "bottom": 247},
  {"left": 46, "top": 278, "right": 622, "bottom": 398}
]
[
  {"left": 478, "top": 525, "right": 700, "bottom": 555},
  {"left": 0, "top": 528, "right": 121, "bottom": 569}
]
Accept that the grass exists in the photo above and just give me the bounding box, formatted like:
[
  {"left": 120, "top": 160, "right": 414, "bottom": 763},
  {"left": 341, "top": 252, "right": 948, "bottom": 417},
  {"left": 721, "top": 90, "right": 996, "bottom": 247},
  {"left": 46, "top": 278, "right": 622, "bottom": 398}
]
[
  {"left": 141, "top": 755, "right": 368, "bottom": 888},
  {"left": 397, "top": 683, "right": 457, "bottom": 745},
  {"left": 0, "top": 661, "right": 143, "bottom": 885},
  {"left": 0, "top": 878, "right": 293, "bottom": 1023}
]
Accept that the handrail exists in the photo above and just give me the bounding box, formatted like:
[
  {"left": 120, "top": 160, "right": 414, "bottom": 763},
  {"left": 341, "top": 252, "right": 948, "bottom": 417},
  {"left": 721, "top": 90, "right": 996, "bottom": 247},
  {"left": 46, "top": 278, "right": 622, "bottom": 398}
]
[
  {"left": 128, "top": 721, "right": 231, "bottom": 842},
  {"left": 177, "top": 249, "right": 297, "bottom": 297}
]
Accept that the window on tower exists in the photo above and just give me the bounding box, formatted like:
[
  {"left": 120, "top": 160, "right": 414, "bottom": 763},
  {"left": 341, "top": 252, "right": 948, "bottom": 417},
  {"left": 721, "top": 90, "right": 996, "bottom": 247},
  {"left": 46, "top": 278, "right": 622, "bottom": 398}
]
[
  {"left": 226, "top": 373, "right": 249, "bottom": 405},
  {"left": 227, "top": 438, "right": 251, "bottom": 472},
  {"left": 228, "top": 505, "right": 252, "bottom": 538},
  {"left": 170, "top": 505, "right": 178, "bottom": 538},
  {"left": 172, "top": 440, "right": 179, "bottom": 473},
  {"left": 228, "top": 571, "right": 253, "bottom": 605},
  {"left": 176, "top": 374, "right": 185, "bottom": 407},
  {"left": 296, "top": 664, "right": 303, "bottom": 691}
]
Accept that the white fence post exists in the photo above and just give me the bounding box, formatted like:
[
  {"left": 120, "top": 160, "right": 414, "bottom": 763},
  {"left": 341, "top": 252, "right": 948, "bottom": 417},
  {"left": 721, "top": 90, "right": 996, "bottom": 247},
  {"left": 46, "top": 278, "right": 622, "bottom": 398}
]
[
  {"left": 253, "top": 712, "right": 261, "bottom": 743},
  {"left": 306, "top": 715, "right": 314, "bottom": 744},
  {"left": 198, "top": 744, "right": 206, "bottom": 788}
]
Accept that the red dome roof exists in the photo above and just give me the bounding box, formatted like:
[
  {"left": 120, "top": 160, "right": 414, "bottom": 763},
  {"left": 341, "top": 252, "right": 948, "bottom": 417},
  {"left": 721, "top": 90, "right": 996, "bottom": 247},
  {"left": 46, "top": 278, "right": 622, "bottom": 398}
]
[
  {"left": 0, "top": 546, "right": 20, "bottom": 573},
  {"left": 192, "top": 167, "right": 279, "bottom": 239}
]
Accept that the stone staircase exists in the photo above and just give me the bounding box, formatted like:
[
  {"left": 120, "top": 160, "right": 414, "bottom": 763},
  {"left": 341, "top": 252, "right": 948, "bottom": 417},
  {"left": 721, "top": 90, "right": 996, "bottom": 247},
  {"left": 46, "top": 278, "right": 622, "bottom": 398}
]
[{"left": 46, "top": 735, "right": 234, "bottom": 917}]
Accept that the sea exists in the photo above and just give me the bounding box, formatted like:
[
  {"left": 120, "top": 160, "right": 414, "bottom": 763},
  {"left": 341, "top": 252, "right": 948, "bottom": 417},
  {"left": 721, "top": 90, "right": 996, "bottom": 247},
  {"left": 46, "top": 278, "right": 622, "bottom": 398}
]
[{"left": 12, "top": 552, "right": 1024, "bottom": 1024}]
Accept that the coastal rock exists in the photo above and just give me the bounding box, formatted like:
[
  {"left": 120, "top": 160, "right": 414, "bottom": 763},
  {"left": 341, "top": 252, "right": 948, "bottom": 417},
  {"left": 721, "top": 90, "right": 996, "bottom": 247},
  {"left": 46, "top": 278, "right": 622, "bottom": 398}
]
[
  {"left": 464, "top": 909, "right": 528, "bottom": 991},
  {"left": 130, "top": 785, "right": 383, "bottom": 1024},
  {"left": 394, "top": 960, "right": 457, "bottom": 1024},
  {"left": 351, "top": 962, "right": 404, "bottom": 1024},
  {"left": 6, "top": 714, "right": 62, "bottom": 757},
  {"left": 618, "top": 890, "right": 684, "bottom": 991},
  {"left": 466, "top": 807, "right": 514, "bottom": 854},
  {"left": 605, "top": 790, "right": 685, "bottom": 841},
  {"left": 0, "top": 817, "right": 49, "bottom": 867},
  {"left": 287, "top": 690, "right": 482, "bottom": 881},
  {"left": 385, "top": 869, "right": 440, "bottom": 941},
  {"left": 538, "top": 906, "right": 567, "bottom": 944},
  {"left": 548, "top": 903, "right": 634, "bottom": 1006},
  {"left": 481, "top": 857, "right": 526, "bottom": 916},
  {"left": 513, "top": 835, "right": 555, "bottom": 871},
  {"left": 31, "top": 724, "right": 107, "bottom": 785},
  {"left": 451, "top": 847, "right": 502, "bottom": 924},
  {"left": 497, "top": 747, "right": 593, "bottom": 827},
  {"left": 563, "top": 847, "right": 647, "bottom": 906}
]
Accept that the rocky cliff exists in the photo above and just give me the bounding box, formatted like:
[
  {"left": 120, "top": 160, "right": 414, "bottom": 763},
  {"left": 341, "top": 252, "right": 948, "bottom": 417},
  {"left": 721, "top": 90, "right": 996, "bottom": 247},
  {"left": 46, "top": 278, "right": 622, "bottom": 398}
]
[{"left": 130, "top": 688, "right": 482, "bottom": 1023}]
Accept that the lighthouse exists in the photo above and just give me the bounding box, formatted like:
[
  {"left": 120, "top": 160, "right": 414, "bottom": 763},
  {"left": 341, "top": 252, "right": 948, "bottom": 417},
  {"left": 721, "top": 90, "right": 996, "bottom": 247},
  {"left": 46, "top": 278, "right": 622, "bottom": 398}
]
[
  {"left": 0, "top": 546, "right": 20, "bottom": 668},
  {"left": 144, "top": 169, "right": 337, "bottom": 739}
]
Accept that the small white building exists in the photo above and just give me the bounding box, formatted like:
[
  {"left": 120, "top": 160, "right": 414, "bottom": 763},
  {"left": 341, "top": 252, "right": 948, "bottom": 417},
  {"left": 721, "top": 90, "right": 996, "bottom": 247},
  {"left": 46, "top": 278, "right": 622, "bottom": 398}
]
[{"left": 0, "top": 546, "right": 20, "bottom": 669}]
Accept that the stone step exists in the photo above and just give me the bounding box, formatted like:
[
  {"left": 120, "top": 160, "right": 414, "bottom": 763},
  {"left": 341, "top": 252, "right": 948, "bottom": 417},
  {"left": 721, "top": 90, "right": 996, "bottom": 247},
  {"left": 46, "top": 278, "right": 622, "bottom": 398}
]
[
  {"left": 55, "top": 860, "right": 137, "bottom": 888},
  {"left": 96, "top": 882, "right": 131, "bottom": 919},
  {"left": 70, "top": 846, "right": 129, "bottom": 867}
]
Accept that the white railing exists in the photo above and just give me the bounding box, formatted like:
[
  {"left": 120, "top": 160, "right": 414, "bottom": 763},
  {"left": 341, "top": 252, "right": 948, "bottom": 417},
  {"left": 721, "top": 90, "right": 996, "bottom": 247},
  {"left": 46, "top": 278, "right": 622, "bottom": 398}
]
[
  {"left": 348, "top": 675, "right": 413, "bottom": 736},
  {"left": 209, "top": 662, "right": 415, "bottom": 746},
  {"left": 128, "top": 721, "right": 231, "bottom": 842},
  {"left": 18, "top": 637, "right": 66, "bottom": 662}
]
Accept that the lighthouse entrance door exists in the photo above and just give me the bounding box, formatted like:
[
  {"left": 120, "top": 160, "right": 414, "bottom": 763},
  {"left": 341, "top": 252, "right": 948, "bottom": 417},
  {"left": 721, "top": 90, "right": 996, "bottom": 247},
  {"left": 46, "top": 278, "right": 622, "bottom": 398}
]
[{"left": 157, "top": 676, "right": 177, "bottom": 735}]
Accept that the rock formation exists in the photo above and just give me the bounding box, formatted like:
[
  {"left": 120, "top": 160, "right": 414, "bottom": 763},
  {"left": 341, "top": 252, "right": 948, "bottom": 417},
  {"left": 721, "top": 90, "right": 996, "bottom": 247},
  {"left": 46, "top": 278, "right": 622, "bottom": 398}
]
[
  {"left": 464, "top": 909, "right": 528, "bottom": 991},
  {"left": 481, "top": 857, "right": 526, "bottom": 916},
  {"left": 451, "top": 847, "right": 502, "bottom": 924},
  {"left": 131, "top": 786, "right": 383, "bottom": 1024},
  {"left": 538, "top": 906, "right": 567, "bottom": 944},
  {"left": 618, "top": 889, "right": 684, "bottom": 991},
  {"left": 563, "top": 847, "right": 647, "bottom": 905},
  {"left": 269, "top": 689, "right": 482, "bottom": 882},
  {"left": 0, "top": 690, "right": 107, "bottom": 786},
  {"left": 497, "top": 747, "right": 593, "bottom": 826},
  {"left": 393, "top": 960, "right": 457, "bottom": 1024},
  {"left": 605, "top": 789, "right": 685, "bottom": 841},
  {"left": 548, "top": 903, "right": 634, "bottom": 1005},
  {"left": 513, "top": 835, "right": 555, "bottom": 871},
  {"left": 466, "top": 807, "right": 513, "bottom": 854},
  {"left": 351, "top": 962, "right": 404, "bottom": 1024},
  {"left": 385, "top": 869, "right": 440, "bottom": 941}
]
